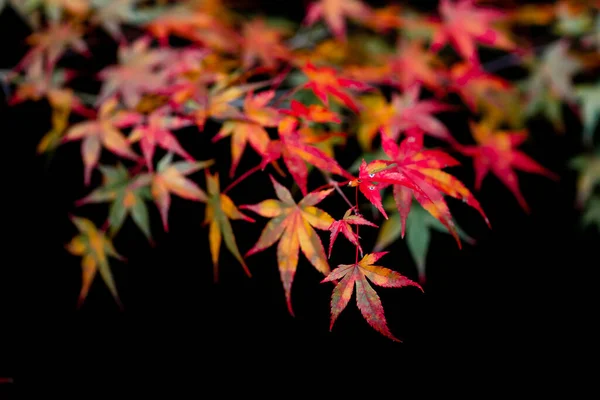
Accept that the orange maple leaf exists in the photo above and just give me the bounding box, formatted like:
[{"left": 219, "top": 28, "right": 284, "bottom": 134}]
[
  {"left": 304, "top": 0, "right": 373, "bottom": 41},
  {"left": 212, "top": 90, "right": 281, "bottom": 177},
  {"left": 14, "top": 22, "right": 89, "bottom": 74},
  {"left": 240, "top": 18, "right": 291, "bottom": 70},
  {"left": 63, "top": 98, "right": 142, "bottom": 185},
  {"left": 242, "top": 175, "right": 334, "bottom": 315},
  {"left": 144, "top": 2, "right": 239, "bottom": 52}
]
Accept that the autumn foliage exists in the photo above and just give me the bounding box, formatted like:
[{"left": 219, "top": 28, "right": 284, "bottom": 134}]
[{"left": 2, "top": 0, "right": 599, "bottom": 342}]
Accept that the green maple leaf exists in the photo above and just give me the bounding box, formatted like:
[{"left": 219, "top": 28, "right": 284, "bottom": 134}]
[
  {"left": 575, "top": 82, "right": 600, "bottom": 145},
  {"left": 76, "top": 163, "right": 154, "bottom": 242},
  {"left": 374, "top": 198, "right": 473, "bottom": 284},
  {"left": 522, "top": 40, "right": 583, "bottom": 132},
  {"left": 569, "top": 152, "right": 600, "bottom": 208},
  {"left": 582, "top": 196, "right": 600, "bottom": 231}
]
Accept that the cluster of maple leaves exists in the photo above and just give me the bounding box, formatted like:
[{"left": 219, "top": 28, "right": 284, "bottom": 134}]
[{"left": 3, "top": 0, "right": 599, "bottom": 342}]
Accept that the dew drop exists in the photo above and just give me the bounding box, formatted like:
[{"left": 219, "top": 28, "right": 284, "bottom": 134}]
[
  {"left": 368, "top": 173, "right": 375, "bottom": 178},
  {"left": 368, "top": 185, "right": 375, "bottom": 191}
]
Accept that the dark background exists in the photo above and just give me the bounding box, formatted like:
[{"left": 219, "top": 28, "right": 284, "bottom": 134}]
[{"left": 1, "top": 0, "right": 597, "bottom": 390}]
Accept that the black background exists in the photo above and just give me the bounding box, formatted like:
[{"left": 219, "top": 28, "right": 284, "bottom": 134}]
[{"left": 1, "top": 0, "right": 597, "bottom": 390}]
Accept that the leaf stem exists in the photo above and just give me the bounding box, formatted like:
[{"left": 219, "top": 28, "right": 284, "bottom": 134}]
[
  {"left": 329, "top": 178, "right": 354, "bottom": 209},
  {"left": 222, "top": 164, "right": 262, "bottom": 194},
  {"left": 355, "top": 186, "right": 360, "bottom": 264},
  {"left": 311, "top": 179, "right": 351, "bottom": 194}
]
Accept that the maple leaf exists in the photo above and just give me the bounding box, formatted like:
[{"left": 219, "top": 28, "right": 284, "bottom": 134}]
[
  {"left": 582, "top": 196, "right": 600, "bottom": 231},
  {"left": 379, "top": 133, "right": 488, "bottom": 246},
  {"left": 143, "top": 2, "right": 239, "bottom": 52},
  {"left": 212, "top": 90, "right": 280, "bottom": 177},
  {"left": 355, "top": 92, "right": 396, "bottom": 151},
  {"left": 298, "top": 62, "right": 372, "bottom": 113},
  {"left": 375, "top": 198, "right": 474, "bottom": 284},
  {"left": 569, "top": 152, "right": 600, "bottom": 208},
  {"left": 8, "top": 56, "right": 71, "bottom": 105},
  {"left": 447, "top": 61, "right": 513, "bottom": 113},
  {"left": 363, "top": 4, "right": 403, "bottom": 33},
  {"left": 75, "top": 163, "right": 155, "bottom": 241},
  {"left": 128, "top": 106, "right": 195, "bottom": 171},
  {"left": 204, "top": 171, "right": 253, "bottom": 282},
  {"left": 553, "top": 1, "right": 595, "bottom": 37},
  {"left": 242, "top": 176, "right": 334, "bottom": 315},
  {"left": 7, "top": 58, "right": 95, "bottom": 153},
  {"left": 328, "top": 207, "right": 377, "bottom": 258},
  {"left": 522, "top": 40, "right": 583, "bottom": 132},
  {"left": 63, "top": 97, "right": 142, "bottom": 185},
  {"left": 283, "top": 99, "right": 341, "bottom": 124},
  {"left": 15, "top": 22, "right": 90, "bottom": 74},
  {"left": 260, "top": 116, "right": 353, "bottom": 196},
  {"left": 507, "top": 3, "right": 556, "bottom": 26},
  {"left": 90, "top": 0, "right": 156, "bottom": 42},
  {"left": 384, "top": 39, "right": 445, "bottom": 95},
  {"left": 349, "top": 158, "right": 411, "bottom": 220},
  {"left": 575, "top": 83, "right": 600, "bottom": 145},
  {"left": 183, "top": 79, "right": 270, "bottom": 130},
  {"left": 321, "top": 252, "right": 422, "bottom": 342},
  {"left": 145, "top": 152, "right": 213, "bottom": 231},
  {"left": 297, "top": 125, "right": 347, "bottom": 159},
  {"left": 240, "top": 18, "right": 291, "bottom": 70},
  {"left": 97, "top": 36, "right": 173, "bottom": 109},
  {"left": 65, "top": 216, "right": 124, "bottom": 308},
  {"left": 22, "top": 0, "right": 90, "bottom": 25},
  {"left": 356, "top": 85, "right": 454, "bottom": 151},
  {"left": 458, "top": 120, "right": 559, "bottom": 213},
  {"left": 304, "top": 0, "right": 373, "bottom": 41},
  {"left": 387, "top": 84, "right": 455, "bottom": 143},
  {"left": 430, "top": 0, "right": 515, "bottom": 64}
]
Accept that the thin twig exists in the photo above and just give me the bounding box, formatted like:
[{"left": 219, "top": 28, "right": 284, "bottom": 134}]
[{"left": 222, "top": 164, "right": 262, "bottom": 194}]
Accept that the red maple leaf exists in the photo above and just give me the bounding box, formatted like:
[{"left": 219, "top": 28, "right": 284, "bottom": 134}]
[
  {"left": 128, "top": 107, "right": 195, "bottom": 171},
  {"left": 380, "top": 132, "right": 489, "bottom": 246},
  {"left": 283, "top": 100, "right": 341, "bottom": 124},
  {"left": 457, "top": 120, "right": 559, "bottom": 212},
  {"left": 386, "top": 84, "right": 456, "bottom": 143},
  {"left": 447, "top": 61, "right": 513, "bottom": 112},
  {"left": 97, "top": 36, "right": 173, "bottom": 109},
  {"left": 328, "top": 207, "right": 377, "bottom": 258},
  {"left": 322, "top": 252, "right": 422, "bottom": 342},
  {"left": 385, "top": 39, "right": 446, "bottom": 96},
  {"left": 430, "top": 0, "right": 515, "bottom": 64},
  {"left": 261, "top": 116, "right": 354, "bottom": 195},
  {"left": 299, "top": 62, "right": 372, "bottom": 113},
  {"left": 349, "top": 158, "right": 415, "bottom": 219}
]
